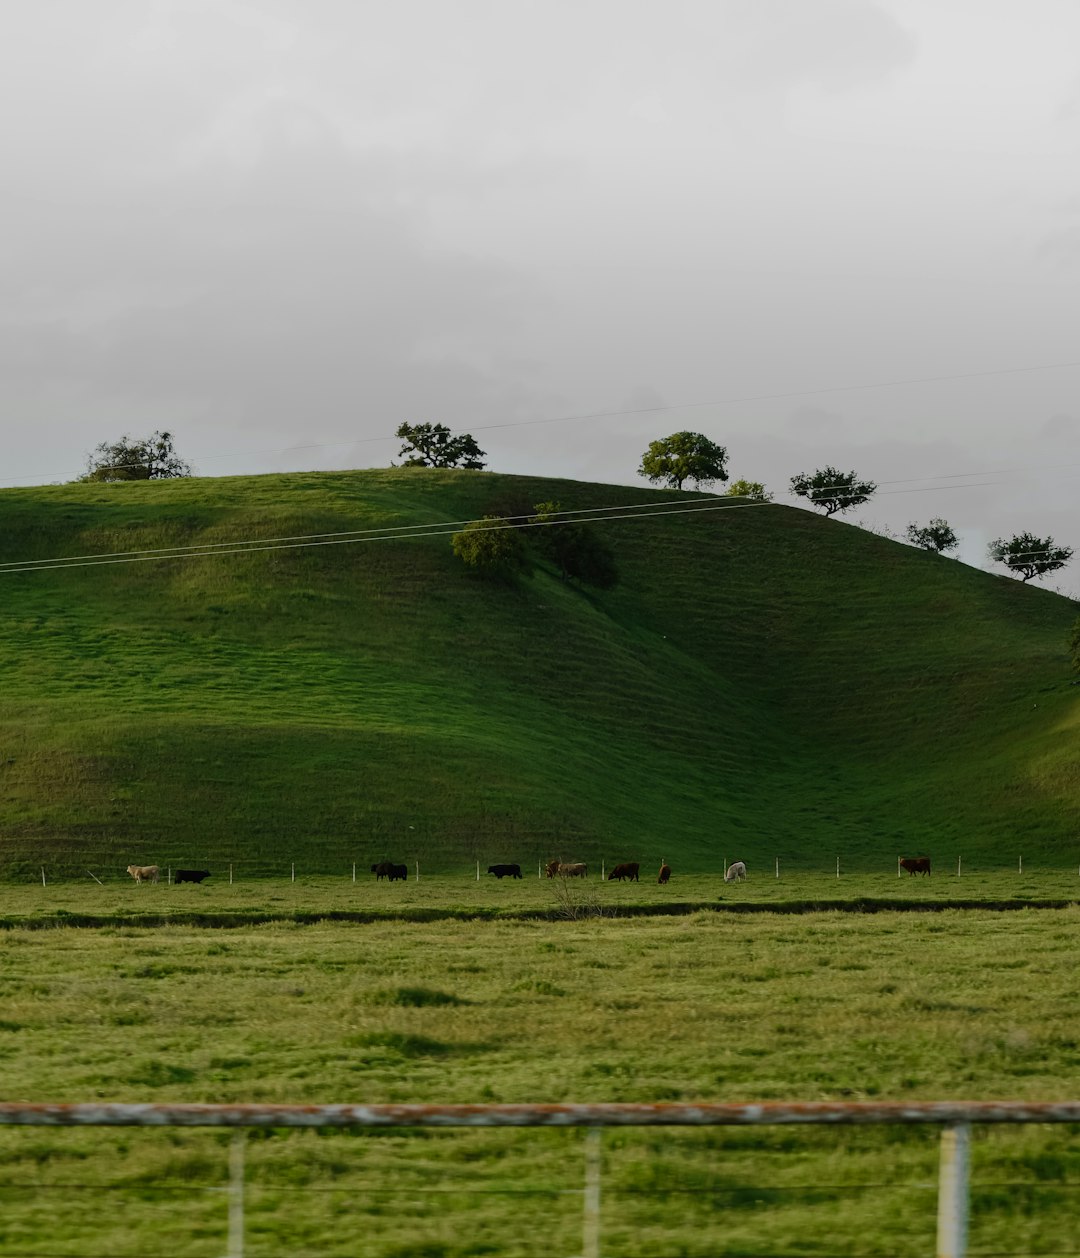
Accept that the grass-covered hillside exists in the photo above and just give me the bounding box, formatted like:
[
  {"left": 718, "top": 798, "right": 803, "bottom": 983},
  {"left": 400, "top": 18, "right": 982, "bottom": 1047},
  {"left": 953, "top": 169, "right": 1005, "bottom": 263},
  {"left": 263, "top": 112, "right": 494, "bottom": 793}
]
[{"left": 0, "top": 468, "right": 1076, "bottom": 877}]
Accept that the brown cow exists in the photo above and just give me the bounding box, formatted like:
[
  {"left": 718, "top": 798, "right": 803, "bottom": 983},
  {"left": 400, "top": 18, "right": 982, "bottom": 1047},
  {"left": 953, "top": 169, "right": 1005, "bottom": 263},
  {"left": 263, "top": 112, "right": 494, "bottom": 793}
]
[
  {"left": 899, "top": 856, "right": 931, "bottom": 876},
  {"left": 608, "top": 862, "right": 640, "bottom": 882},
  {"left": 545, "top": 860, "right": 561, "bottom": 879},
  {"left": 657, "top": 862, "right": 671, "bottom": 884},
  {"left": 126, "top": 864, "right": 159, "bottom": 884},
  {"left": 559, "top": 862, "right": 587, "bottom": 878}
]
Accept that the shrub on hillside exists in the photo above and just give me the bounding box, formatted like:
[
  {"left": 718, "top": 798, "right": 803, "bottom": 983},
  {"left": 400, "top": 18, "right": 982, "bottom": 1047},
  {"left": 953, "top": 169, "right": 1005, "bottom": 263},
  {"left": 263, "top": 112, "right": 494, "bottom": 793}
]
[
  {"left": 451, "top": 516, "right": 529, "bottom": 579},
  {"left": 530, "top": 501, "right": 618, "bottom": 589}
]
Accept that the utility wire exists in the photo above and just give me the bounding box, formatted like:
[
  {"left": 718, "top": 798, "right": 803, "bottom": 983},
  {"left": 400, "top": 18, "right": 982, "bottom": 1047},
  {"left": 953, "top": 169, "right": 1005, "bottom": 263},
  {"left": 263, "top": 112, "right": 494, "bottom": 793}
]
[
  {"left": 0, "top": 499, "right": 775, "bottom": 574},
  {"left": 0, "top": 485, "right": 1069, "bottom": 576}
]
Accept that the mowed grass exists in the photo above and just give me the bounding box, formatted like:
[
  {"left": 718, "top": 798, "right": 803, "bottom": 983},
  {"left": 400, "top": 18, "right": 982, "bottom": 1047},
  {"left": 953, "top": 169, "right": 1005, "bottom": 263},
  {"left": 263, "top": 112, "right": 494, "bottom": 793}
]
[
  {"left": 3, "top": 909, "right": 1080, "bottom": 1255},
  {"left": 1, "top": 467, "right": 1079, "bottom": 878}
]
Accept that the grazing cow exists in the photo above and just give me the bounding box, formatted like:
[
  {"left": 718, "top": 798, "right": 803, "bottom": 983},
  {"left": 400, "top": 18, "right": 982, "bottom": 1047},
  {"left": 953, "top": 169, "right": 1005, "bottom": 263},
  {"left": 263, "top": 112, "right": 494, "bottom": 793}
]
[
  {"left": 657, "top": 862, "right": 671, "bottom": 884},
  {"left": 558, "top": 862, "right": 588, "bottom": 878},
  {"left": 126, "top": 864, "right": 159, "bottom": 885},
  {"left": 899, "top": 856, "right": 931, "bottom": 877},
  {"left": 174, "top": 869, "right": 210, "bottom": 885},
  {"left": 487, "top": 864, "right": 522, "bottom": 879},
  {"left": 389, "top": 863, "right": 409, "bottom": 882},
  {"left": 371, "top": 861, "right": 394, "bottom": 881},
  {"left": 608, "top": 862, "right": 640, "bottom": 882},
  {"left": 545, "top": 860, "right": 561, "bottom": 879},
  {"left": 724, "top": 861, "right": 747, "bottom": 883}
]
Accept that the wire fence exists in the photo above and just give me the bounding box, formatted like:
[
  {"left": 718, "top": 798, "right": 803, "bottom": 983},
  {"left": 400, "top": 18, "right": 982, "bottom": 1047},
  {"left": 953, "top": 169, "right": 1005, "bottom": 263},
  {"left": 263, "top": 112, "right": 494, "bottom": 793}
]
[
  {"left": 4, "top": 854, "right": 1080, "bottom": 886},
  {"left": 2, "top": 1103, "right": 1080, "bottom": 1257}
]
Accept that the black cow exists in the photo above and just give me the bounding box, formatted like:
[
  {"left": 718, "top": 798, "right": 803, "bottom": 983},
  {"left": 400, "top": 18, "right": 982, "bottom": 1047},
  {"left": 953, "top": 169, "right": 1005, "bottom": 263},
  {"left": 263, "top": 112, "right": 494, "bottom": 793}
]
[
  {"left": 174, "top": 869, "right": 210, "bottom": 885},
  {"left": 371, "top": 861, "right": 393, "bottom": 881},
  {"left": 389, "top": 863, "right": 408, "bottom": 882},
  {"left": 487, "top": 864, "right": 522, "bottom": 879}
]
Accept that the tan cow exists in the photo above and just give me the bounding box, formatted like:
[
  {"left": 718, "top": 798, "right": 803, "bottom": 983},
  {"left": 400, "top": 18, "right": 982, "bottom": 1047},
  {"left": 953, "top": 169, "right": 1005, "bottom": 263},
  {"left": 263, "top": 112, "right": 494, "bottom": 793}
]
[{"left": 126, "top": 864, "right": 160, "bottom": 884}]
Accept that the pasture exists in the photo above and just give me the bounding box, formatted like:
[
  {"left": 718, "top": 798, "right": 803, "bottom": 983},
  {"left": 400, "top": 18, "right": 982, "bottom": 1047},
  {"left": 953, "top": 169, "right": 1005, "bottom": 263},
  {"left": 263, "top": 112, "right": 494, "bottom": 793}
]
[{"left": 3, "top": 902, "right": 1080, "bottom": 1255}]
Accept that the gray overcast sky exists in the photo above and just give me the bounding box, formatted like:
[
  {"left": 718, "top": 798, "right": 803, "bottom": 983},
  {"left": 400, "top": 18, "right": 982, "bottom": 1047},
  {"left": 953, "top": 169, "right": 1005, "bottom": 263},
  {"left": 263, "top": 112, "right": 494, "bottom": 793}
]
[{"left": 3, "top": 1, "right": 1080, "bottom": 589}]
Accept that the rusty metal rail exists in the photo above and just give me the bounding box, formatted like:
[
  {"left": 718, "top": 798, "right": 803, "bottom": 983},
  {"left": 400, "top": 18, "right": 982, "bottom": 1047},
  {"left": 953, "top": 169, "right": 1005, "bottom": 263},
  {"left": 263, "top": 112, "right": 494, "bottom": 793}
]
[{"left": 2, "top": 1099, "right": 1080, "bottom": 1127}]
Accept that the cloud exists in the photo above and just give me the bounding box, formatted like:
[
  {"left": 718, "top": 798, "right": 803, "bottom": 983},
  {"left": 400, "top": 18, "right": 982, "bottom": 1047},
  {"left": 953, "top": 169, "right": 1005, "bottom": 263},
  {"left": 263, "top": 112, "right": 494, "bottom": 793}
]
[{"left": 732, "top": 0, "right": 918, "bottom": 95}]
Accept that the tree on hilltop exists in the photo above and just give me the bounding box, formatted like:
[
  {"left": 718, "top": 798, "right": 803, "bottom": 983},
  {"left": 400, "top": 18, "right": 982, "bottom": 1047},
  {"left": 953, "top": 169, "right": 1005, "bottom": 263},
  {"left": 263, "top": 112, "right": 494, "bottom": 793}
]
[
  {"left": 396, "top": 422, "right": 486, "bottom": 470},
  {"left": 638, "top": 432, "right": 728, "bottom": 491},
  {"left": 790, "top": 466, "right": 876, "bottom": 516},
  {"left": 906, "top": 518, "right": 959, "bottom": 554},
  {"left": 987, "top": 532, "right": 1073, "bottom": 582},
  {"left": 80, "top": 431, "right": 192, "bottom": 482}
]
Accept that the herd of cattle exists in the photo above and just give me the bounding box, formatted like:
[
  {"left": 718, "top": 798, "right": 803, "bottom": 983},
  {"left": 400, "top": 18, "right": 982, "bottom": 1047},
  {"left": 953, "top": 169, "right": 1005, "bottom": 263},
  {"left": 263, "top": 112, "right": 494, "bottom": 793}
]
[{"left": 123, "top": 856, "right": 934, "bottom": 885}]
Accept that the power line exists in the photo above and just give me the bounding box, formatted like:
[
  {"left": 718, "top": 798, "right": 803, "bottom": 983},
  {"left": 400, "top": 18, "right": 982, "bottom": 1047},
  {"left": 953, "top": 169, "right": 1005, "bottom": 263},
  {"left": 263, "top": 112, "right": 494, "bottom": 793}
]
[
  {"left": 0, "top": 482, "right": 1071, "bottom": 576},
  {"left": 0, "top": 498, "right": 775, "bottom": 575}
]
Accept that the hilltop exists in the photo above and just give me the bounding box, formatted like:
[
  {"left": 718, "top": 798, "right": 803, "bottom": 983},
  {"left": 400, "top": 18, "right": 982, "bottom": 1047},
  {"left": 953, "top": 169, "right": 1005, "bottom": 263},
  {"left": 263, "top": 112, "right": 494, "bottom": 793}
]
[{"left": 0, "top": 468, "right": 1076, "bottom": 877}]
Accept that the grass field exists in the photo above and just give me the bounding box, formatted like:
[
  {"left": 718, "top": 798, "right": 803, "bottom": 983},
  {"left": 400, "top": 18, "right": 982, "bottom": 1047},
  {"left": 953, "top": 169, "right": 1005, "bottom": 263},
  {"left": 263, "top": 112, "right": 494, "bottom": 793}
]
[{"left": 3, "top": 904, "right": 1080, "bottom": 1255}]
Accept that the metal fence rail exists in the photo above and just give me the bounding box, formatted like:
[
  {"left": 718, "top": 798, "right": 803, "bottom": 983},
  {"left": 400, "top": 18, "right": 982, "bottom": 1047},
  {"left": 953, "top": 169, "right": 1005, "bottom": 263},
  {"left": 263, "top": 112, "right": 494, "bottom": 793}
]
[{"left": 3, "top": 1102, "right": 1080, "bottom": 1257}]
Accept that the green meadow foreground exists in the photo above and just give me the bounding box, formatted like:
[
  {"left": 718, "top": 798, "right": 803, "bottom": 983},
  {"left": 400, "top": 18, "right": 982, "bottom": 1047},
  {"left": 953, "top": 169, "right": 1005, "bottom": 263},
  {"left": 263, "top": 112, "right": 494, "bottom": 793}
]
[{"left": 3, "top": 906, "right": 1080, "bottom": 1256}]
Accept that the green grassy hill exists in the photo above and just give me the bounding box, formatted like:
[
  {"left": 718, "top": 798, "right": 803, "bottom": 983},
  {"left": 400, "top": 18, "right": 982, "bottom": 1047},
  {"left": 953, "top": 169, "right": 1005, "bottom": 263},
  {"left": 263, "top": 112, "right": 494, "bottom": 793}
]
[{"left": 0, "top": 468, "right": 1077, "bottom": 878}]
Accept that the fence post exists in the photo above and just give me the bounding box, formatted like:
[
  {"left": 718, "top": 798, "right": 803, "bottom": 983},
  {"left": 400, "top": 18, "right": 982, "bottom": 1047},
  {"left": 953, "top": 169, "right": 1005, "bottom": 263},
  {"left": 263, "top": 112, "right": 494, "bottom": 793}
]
[
  {"left": 836, "top": 856, "right": 840, "bottom": 879},
  {"left": 415, "top": 860, "right": 419, "bottom": 882},
  {"left": 229, "top": 863, "right": 233, "bottom": 885},
  {"left": 775, "top": 857, "right": 779, "bottom": 879},
  {"left": 352, "top": 863, "right": 356, "bottom": 883},
  {"left": 582, "top": 1126, "right": 602, "bottom": 1258},
  {"left": 40, "top": 867, "right": 46, "bottom": 887},
  {"left": 476, "top": 860, "right": 480, "bottom": 882},
  {"left": 291, "top": 862, "right": 295, "bottom": 883},
  {"left": 937, "top": 1122, "right": 970, "bottom": 1258},
  {"left": 227, "top": 1130, "right": 245, "bottom": 1258}
]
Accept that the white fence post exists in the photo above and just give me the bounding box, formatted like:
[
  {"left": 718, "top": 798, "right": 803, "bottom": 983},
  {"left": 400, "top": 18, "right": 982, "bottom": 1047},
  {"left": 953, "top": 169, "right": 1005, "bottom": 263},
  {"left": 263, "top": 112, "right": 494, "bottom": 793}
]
[
  {"left": 476, "top": 860, "right": 480, "bottom": 882},
  {"left": 937, "top": 1122, "right": 970, "bottom": 1258},
  {"left": 291, "top": 862, "right": 295, "bottom": 883},
  {"left": 775, "top": 857, "right": 779, "bottom": 879},
  {"left": 40, "top": 867, "right": 45, "bottom": 887},
  {"left": 582, "top": 1126, "right": 602, "bottom": 1258},
  {"left": 227, "top": 1130, "right": 245, "bottom": 1258},
  {"left": 836, "top": 856, "right": 840, "bottom": 879},
  {"left": 229, "top": 863, "right": 233, "bottom": 885},
  {"left": 957, "top": 856, "right": 962, "bottom": 877},
  {"left": 415, "top": 860, "right": 419, "bottom": 882}
]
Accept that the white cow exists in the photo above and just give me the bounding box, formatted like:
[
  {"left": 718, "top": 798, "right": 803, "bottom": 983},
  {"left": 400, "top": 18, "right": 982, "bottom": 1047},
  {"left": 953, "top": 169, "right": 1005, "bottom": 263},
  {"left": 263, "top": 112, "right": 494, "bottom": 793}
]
[{"left": 724, "top": 861, "right": 747, "bottom": 883}]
